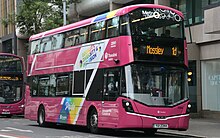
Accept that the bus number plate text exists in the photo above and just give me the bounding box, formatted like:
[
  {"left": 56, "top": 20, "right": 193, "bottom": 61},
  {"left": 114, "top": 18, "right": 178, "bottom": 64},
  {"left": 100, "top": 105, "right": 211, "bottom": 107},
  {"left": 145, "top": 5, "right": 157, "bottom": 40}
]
[
  {"left": 153, "top": 124, "right": 168, "bottom": 128},
  {"left": 2, "top": 111, "right": 10, "bottom": 115}
]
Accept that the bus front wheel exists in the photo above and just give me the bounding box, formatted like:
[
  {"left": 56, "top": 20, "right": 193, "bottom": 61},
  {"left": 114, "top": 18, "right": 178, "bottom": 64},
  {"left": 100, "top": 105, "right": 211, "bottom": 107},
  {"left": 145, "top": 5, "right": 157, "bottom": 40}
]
[
  {"left": 88, "top": 109, "right": 99, "bottom": 133},
  {"left": 38, "top": 106, "right": 46, "bottom": 127}
]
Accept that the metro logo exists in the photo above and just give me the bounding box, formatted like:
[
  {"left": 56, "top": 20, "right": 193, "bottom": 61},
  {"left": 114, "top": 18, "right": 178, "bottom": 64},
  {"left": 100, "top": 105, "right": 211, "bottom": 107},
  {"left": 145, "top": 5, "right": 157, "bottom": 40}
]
[{"left": 146, "top": 45, "right": 164, "bottom": 55}]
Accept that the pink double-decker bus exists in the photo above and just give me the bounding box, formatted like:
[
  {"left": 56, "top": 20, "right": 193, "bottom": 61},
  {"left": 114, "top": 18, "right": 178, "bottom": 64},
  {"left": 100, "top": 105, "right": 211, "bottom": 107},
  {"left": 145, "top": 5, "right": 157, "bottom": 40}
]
[
  {"left": 0, "top": 53, "right": 25, "bottom": 117},
  {"left": 25, "top": 4, "right": 190, "bottom": 135}
]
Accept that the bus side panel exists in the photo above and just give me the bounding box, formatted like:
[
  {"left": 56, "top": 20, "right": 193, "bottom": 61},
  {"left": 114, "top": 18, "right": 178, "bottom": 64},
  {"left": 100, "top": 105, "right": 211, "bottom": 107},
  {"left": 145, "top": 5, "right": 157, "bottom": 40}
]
[
  {"left": 31, "top": 47, "right": 80, "bottom": 75},
  {"left": 118, "top": 36, "right": 134, "bottom": 65},
  {"left": 97, "top": 37, "right": 133, "bottom": 69},
  {"left": 25, "top": 86, "right": 39, "bottom": 121},
  {"left": 44, "top": 97, "right": 62, "bottom": 123}
]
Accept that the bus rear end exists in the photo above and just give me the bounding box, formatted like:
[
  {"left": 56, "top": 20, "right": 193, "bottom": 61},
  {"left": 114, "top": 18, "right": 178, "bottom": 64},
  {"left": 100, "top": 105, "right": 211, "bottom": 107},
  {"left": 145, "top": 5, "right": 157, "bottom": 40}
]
[{"left": 0, "top": 54, "right": 25, "bottom": 117}]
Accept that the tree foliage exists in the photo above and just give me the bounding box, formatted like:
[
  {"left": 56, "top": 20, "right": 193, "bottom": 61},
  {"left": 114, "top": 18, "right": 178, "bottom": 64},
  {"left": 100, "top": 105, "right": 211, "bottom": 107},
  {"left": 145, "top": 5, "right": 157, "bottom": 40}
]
[{"left": 16, "top": 0, "right": 72, "bottom": 37}]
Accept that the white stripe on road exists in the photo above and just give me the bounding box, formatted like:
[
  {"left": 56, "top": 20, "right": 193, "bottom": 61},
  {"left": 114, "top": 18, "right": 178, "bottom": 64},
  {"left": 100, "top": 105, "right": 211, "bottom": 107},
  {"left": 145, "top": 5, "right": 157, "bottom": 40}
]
[
  {"left": 0, "top": 129, "right": 12, "bottom": 132},
  {"left": 5, "top": 127, "right": 33, "bottom": 133},
  {"left": 0, "top": 134, "right": 19, "bottom": 138}
]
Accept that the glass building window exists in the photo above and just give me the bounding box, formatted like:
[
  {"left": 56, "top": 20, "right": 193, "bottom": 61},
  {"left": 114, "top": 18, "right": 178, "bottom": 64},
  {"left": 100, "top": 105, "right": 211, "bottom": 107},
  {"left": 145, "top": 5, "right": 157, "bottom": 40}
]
[
  {"left": 202, "top": 59, "right": 220, "bottom": 111},
  {"left": 170, "top": 0, "right": 220, "bottom": 25}
]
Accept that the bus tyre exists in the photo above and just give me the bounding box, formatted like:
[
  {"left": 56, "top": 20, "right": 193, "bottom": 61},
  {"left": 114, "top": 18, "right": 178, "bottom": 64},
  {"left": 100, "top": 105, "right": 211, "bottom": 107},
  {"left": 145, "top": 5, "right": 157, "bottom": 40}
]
[
  {"left": 38, "top": 106, "right": 46, "bottom": 127},
  {"left": 89, "top": 109, "right": 99, "bottom": 133},
  {"left": 144, "top": 128, "right": 157, "bottom": 136}
]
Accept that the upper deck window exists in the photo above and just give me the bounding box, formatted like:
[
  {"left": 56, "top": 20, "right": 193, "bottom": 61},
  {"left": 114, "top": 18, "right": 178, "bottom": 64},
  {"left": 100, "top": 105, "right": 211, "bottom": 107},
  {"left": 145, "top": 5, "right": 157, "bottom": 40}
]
[
  {"left": 64, "top": 29, "right": 80, "bottom": 47},
  {"left": 30, "top": 40, "right": 41, "bottom": 54},
  {"left": 107, "top": 17, "right": 119, "bottom": 38},
  {"left": 89, "top": 21, "right": 105, "bottom": 41},
  {"left": 79, "top": 26, "right": 88, "bottom": 44},
  {"left": 52, "top": 34, "right": 64, "bottom": 50},
  {"left": 120, "top": 14, "right": 131, "bottom": 36},
  {"left": 129, "top": 8, "right": 184, "bottom": 39},
  {"left": 0, "top": 56, "right": 22, "bottom": 72},
  {"left": 40, "top": 37, "right": 52, "bottom": 53}
]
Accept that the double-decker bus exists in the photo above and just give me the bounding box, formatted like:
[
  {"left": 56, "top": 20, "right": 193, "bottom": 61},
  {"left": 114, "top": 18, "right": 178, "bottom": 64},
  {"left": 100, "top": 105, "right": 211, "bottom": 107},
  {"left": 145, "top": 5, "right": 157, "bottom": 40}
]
[
  {"left": 25, "top": 4, "right": 190, "bottom": 135},
  {"left": 0, "top": 53, "right": 25, "bottom": 117}
]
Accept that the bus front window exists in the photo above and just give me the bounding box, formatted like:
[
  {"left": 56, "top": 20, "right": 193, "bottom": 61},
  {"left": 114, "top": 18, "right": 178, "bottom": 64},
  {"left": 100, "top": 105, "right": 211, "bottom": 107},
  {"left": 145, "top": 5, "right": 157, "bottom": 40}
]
[
  {"left": 129, "top": 8, "right": 184, "bottom": 39},
  {"left": 0, "top": 84, "right": 22, "bottom": 103},
  {"left": 0, "top": 56, "right": 23, "bottom": 104},
  {"left": 124, "top": 64, "right": 188, "bottom": 106}
]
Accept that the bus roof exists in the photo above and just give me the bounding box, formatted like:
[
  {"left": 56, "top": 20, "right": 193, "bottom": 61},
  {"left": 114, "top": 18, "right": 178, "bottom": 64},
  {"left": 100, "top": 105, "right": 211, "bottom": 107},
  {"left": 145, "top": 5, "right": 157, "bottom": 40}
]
[{"left": 29, "top": 4, "right": 183, "bottom": 41}]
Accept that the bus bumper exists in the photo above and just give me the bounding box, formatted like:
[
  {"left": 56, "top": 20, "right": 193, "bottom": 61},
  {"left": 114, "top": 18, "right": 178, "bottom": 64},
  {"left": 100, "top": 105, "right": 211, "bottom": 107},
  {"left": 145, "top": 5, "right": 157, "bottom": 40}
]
[{"left": 118, "top": 112, "right": 189, "bottom": 130}]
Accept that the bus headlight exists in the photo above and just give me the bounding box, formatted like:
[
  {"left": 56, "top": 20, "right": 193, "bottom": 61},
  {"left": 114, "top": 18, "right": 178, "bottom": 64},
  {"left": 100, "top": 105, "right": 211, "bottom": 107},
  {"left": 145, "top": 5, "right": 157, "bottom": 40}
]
[
  {"left": 186, "top": 103, "right": 191, "bottom": 114},
  {"left": 19, "top": 104, "right": 24, "bottom": 108},
  {"left": 187, "top": 104, "right": 191, "bottom": 109},
  {"left": 122, "top": 100, "right": 134, "bottom": 112}
]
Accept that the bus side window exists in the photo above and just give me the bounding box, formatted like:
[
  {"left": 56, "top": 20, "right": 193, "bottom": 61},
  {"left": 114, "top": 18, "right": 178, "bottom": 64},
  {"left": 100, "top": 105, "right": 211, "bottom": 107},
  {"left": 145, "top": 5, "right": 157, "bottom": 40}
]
[
  {"left": 40, "top": 37, "right": 52, "bottom": 53},
  {"left": 64, "top": 31, "right": 74, "bottom": 47},
  {"left": 99, "top": 21, "right": 106, "bottom": 40},
  {"left": 103, "top": 68, "right": 120, "bottom": 101},
  {"left": 64, "top": 29, "right": 80, "bottom": 47},
  {"left": 52, "top": 33, "right": 64, "bottom": 50},
  {"left": 31, "top": 77, "right": 38, "bottom": 96},
  {"left": 56, "top": 74, "right": 70, "bottom": 96},
  {"left": 73, "top": 29, "right": 80, "bottom": 46},
  {"left": 120, "top": 14, "right": 131, "bottom": 36},
  {"left": 73, "top": 71, "right": 84, "bottom": 95},
  {"left": 31, "top": 40, "right": 40, "bottom": 54},
  {"left": 89, "top": 21, "right": 105, "bottom": 42},
  {"left": 79, "top": 26, "right": 88, "bottom": 44},
  {"left": 107, "top": 17, "right": 119, "bottom": 38},
  {"left": 49, "top": 74, "right": 56, "bottom": 97},
  {"left": 38, "top": 77, "right": 50, "bottom": 97},
  {"left": 89, "top": 23, "right": 98, "bottom": 41}
]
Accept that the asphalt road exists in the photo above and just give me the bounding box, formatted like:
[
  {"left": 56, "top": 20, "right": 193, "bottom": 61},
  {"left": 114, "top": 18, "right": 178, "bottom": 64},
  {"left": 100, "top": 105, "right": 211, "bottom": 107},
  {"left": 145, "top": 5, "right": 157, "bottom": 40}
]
[{"left": 0, "top": 115, "right": 199, "bottom": 138}]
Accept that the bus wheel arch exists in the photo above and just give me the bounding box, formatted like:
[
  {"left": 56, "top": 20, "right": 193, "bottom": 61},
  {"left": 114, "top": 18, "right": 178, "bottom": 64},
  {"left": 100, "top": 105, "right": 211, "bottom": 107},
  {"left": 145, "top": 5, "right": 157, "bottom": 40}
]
[
  {"left": 37, "top": 104, "right": 46, "bottom": 127},
  {"left": 87, "top": 106, "right": 100, "bottom": 133}
]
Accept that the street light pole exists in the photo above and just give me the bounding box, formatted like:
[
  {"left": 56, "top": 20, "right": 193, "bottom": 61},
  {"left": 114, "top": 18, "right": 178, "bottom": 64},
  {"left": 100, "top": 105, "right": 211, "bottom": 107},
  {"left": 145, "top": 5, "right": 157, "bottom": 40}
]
[{"left": 63, "top": 0, "right": 67, "bottom": 25}]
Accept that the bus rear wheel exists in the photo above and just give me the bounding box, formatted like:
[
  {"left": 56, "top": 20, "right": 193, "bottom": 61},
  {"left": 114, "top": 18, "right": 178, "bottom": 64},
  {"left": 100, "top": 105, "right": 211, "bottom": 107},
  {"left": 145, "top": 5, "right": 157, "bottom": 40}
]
[
  {"left": 38, "top": 106, "right": 46, "bottom": 127},
  {"left": 88, "top": 109, "right": 99, "bottom": 133}
]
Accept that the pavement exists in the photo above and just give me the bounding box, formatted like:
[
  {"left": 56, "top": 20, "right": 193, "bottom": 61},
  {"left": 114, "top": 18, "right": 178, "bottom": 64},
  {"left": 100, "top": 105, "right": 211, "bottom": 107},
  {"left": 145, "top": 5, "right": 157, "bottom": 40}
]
[{"left": 159, "top": 118, "right": 220, "bottom": 138}]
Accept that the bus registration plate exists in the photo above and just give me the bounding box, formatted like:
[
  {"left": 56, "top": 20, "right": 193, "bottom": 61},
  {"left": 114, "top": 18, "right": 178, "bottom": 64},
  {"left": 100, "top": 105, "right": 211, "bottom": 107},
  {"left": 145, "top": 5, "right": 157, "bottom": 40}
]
[
  {"left": 153, "top": 124, "right": 168, "bottom": 128},
  {"left": 2, "top": 111, "right": 10, "bottom": 115}
]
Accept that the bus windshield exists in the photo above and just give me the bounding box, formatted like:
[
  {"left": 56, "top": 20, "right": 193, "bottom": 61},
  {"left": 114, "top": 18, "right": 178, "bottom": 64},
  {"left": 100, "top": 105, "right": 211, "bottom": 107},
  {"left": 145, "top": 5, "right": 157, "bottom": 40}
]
[
  {"left": 129, "top": 8, "right": 184, "bottom": 39},
  {"left": 128, "top": 8, "right": 185, "bottom": 63},
  {"left": 0, "top": 55, "right": 23, "bottom": 104},
  {"left": 0, "top": 56, "right": 22, "bottom": 72},
  {"left": 123, "top": 64, "right": 189, "bottom": 106}
]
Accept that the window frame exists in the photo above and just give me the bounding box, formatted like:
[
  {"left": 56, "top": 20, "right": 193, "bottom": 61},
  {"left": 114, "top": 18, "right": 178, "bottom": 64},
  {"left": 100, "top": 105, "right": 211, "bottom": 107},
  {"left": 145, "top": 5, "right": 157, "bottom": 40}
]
[
  {"left": 106, "top": 17, "right": 119, "bottom": 38},
  {"left": 56, "top": 74, "right": 70, "bottom": 96}
]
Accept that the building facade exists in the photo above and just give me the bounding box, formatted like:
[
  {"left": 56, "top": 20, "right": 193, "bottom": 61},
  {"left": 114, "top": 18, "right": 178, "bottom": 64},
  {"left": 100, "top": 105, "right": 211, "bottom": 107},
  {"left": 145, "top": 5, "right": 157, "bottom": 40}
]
[{"left": 0, "top": 0, "right": 26, "bottom": 59}]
